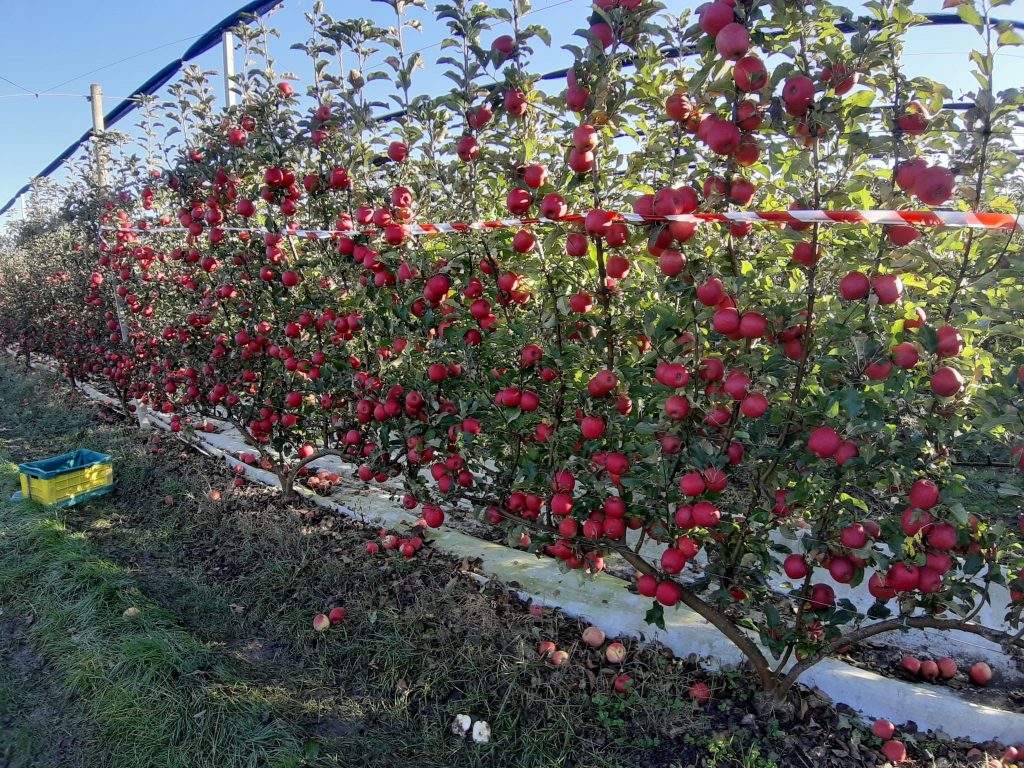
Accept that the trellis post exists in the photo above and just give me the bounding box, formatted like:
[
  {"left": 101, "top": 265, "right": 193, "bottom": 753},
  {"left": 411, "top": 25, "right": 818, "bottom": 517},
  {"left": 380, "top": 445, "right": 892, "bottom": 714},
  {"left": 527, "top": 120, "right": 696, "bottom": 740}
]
[
  {"left": 91, "top": 83, "right": 149, "bottom": 430},
  {"left": 223, "top": 31, "right": 238, "bottom": 108}
]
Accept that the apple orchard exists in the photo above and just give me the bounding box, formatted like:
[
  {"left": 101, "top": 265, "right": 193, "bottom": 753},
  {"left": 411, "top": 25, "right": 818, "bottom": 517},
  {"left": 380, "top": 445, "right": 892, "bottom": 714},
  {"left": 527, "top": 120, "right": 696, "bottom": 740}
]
[{"left": 1, "top": 0, "right": 1023, "bottom": 701}]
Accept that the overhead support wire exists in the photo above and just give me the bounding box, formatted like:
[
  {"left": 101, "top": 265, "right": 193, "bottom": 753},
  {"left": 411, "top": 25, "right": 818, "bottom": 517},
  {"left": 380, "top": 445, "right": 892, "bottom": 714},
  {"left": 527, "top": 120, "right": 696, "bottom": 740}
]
[
  {"left": 0, "top": 0, "right": 281, "bottom": 217},
  {"left": 2, "top": 10, "right": 1022, "bottom": 218}
]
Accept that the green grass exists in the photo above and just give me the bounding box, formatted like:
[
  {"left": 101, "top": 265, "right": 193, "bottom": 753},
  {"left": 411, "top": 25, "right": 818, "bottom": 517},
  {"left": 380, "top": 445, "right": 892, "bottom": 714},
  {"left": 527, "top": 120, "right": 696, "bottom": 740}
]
[{"left": 0, "top": 456, "right": 314, "bottom": 768}]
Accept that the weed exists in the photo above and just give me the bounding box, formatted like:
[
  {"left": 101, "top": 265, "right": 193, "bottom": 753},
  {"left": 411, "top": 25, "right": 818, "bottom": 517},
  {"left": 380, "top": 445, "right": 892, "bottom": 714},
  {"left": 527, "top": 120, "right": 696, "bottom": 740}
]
[{"left": 706, "top": 732, "right": 780, "bottom": 768}]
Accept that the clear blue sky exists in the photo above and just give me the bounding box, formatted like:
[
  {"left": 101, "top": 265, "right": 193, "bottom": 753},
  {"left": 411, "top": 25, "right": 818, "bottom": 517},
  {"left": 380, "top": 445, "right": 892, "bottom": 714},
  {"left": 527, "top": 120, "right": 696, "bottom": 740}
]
[{"left": 1, "top": 0, "right": 1021, "bottom": 220}]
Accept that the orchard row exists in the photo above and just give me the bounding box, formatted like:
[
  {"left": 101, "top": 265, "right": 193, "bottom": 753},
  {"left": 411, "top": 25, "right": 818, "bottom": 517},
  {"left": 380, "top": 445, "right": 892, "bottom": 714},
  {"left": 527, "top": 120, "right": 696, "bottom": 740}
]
[{"left": 2, "top": 0, "right": 1022, "bottom": 699}]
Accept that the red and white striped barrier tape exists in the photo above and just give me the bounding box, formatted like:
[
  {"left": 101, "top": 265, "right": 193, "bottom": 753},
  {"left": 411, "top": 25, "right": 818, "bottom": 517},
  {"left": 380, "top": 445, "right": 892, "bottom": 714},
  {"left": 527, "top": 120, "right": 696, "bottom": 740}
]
[{"left": 99, "top": 208, "right": 1023, "bottom": 239}]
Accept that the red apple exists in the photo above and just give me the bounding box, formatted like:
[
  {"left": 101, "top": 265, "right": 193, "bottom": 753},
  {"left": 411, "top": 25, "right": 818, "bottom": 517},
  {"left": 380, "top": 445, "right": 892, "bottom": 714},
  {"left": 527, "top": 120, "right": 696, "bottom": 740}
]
[
  {"left": 688, "top": 681, "right": 712, "bottom": 703},
  {"left": 613, "top": 673, "right": 633, "bottom": 694},
  {"left": 507, "top": 188, "right": 532, "bottom": 215},
  {"left": 659, "top": 250, "right": 686, "bottom": 277},
  {"left": 901, "top": 507, "right": 933, "bottom": 536},
  {"left": 891, "top": 342, "right": 919, "bottom": 369},
  {"left": 895, "top": 157, "right": 928, "bottom": 192},
  {"left": 679, "top": 472, "right": 707, "bottom": 497},
  {"left": 840, "top": 524, "right": 867, "bottom": 549},
  {"left": 887, "top": 562, "right": 920, "bottom": 592},
  {"left": 740, "top": 392, "right": 768, "bottom": 418},
  {"left": 551, "top": 649, "right": 570, "bottom": 666},
  {"left": 637, "top": 574, "right": 658, "bottom": 597},
  {"left": 937, "top": 657, "right": 957, "bottom": 679},
  {"left": 866, "top": 360, "right": 892, "bottom": 380},
  {"left": 573, "top": 124, "right": 598, "bottom": 151},
  {"left": 655, "top": 579, "right": 681, "bottom": 606},
  {"left": 715, "top": 23, "right": 750, "bottom": 61},
  {"left": 872, "top": 274, "right": 904, "bottom": 305},
  {"left": 457, "top": 135, "right": 480, "bottom": 162},
  {"left": 388, "top": 141, "right": 408, "bottom": 162},
  {"left": 706, "top": 120, "right": 741, "bottom": 155},
  {"left": 872, "top": 719, "right": 895, "bottom": 740},
  {"left": 698, "top": 1, "right": 734, "bottom": 36},
  {"left": 567, "top": 233, "right": 589, "bottom": 257},
  {"left": 784, "top": 554, "right": 808, "bottom": 580},
  {"left": 881, "top": 740, "right": 907, "bottom": 763},
  {"left": 513, "top": 229, "right": 535, "bottom": 253},
  {"left": 662, "top": 547, "right": 688, "bottom": 574},
  {"left": 733, "top": 135, "right": 760, "bottom": 166},
  {"left": 920, "top": 659, "right": 940, "bottom": 681},
  {"left": 504, "top": 88, "right": 527, "bottom": 116},
  {"left": 581, "top": 415, "right": 605, "bottom": 440},
  {"left": 729, "top": 179, "right": 756, "bottom": 204},
  {"left": 791, "top": 242, "right": 819, "bottom": 268},
  {"left": 839, "top": 271, "right": 870, "bottom": 300},
  {"left": 582, "top": 626, "right": 606, "bottom": 647},
  {"left": 931, "top": 366, "right": 964, "bottom": 397},
  {"left": 738, "top": 311, "right": 767, "bottom": 339},
  {"left": 736, "top": 99, "right": 763, "bottom": 130},
  {"left": 869, "top": 572, "right": 897, "bottom": 601},
  {"left": 733, "top": 56, "right": 768, "bottom": 91},
  {"left": 697, "top": 278, "right": 726, "bottom": 306},
  {"left": 604, "top": 642, "right": 626, "bottom": 664},
  {"left": 888, "top": 225, "right": 919, "bottom": 246},
  {"left": 491, "top": 34, "right": 516, "bottom": 56},
  {"left": 523, "top": 164, "right": 548, "bottom": 188},
  {"left": 782, "top": 75, "right": 815, "bottom": 116},
  {"left": 900, "top": 656, "right": 921, "bottom": 675},
  {"left": 712, "top": 307, "right": 740, "bottom": 334},
  {"left": 935, "top": 326, "right": 964, "bottom": 358},
  {"left": 808, "top": 426, "right": 842, "bottom": 459},
  {"left": 968, "top": 661, "right": 992, "bottom": 685},
  {"left": 540, "top": 193, "right": 567, "bottom": 220},
  {"left": 664, "top": 395, "right": 690, "bottom": 420},
  {"left": 809, "top": 583, "right": 835, "bottom": 611},
  {"left": 909, "top": 478, "right": 939, "bottom": 510},
  {"left": 828, "top": 556, "right": 855, "bottom": 584},
  {"left": 897, "top": 100, "right": 931, "bottom": 135},
  {"left": 914, "top": 166, "right": 955, "bottom": 206}
]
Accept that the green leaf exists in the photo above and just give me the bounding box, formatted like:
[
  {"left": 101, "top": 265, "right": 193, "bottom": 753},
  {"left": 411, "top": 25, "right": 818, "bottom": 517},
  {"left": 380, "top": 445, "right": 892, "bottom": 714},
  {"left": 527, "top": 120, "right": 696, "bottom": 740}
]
[
  {"left": 843, "top": 89, "right": 876, "bottom": 109},
  {"left": 964, "top": 550, "right": 984, "bottom": 576},
  {"left": 644, "top": 601, "right": 666, "bottom": 630},
  {"left": 849, "top": 567, "right": 864, "bottom": 590},
  {"left": 866, "top": 602, "right": 892, "bottom": 620},
  {"left": 528, "top": 24, "right": 552, "bottom": 47},
  {"left": 957, "top": 4, "right": 985, "bottom": 31},
  {"left": 841, "top": 388, "right": 863, "bottom": 419},
  {"left": 997, "top": 28, "right": 1024, "bottom": 47},
  {"left": 949, "top": 502, "right": 969, "bottom": 525}
]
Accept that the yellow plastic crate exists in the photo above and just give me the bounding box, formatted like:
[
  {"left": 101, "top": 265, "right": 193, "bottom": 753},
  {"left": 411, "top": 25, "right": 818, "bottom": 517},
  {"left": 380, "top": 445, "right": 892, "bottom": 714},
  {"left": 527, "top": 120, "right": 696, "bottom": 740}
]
[{"left": 16, "top": 449, "right": 114, "bottom": 507}]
